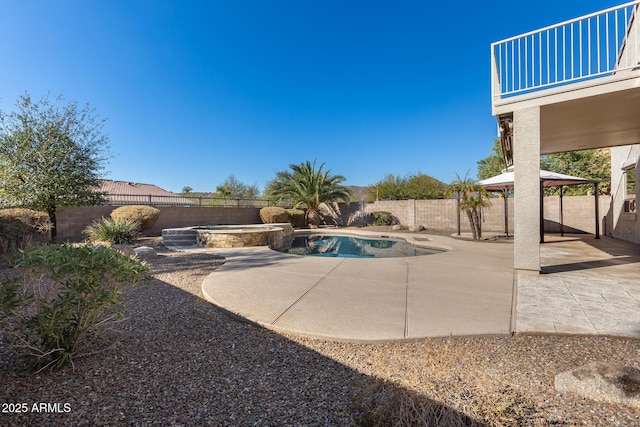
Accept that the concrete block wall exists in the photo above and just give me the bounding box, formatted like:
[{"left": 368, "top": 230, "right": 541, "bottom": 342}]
[
  {"left": 341, "top": 195, "right": 608, "bottom": 235},
  {"left": 54, "top": 195, "right": 611, "bottom": 242},
  {"left": 56, "top": 206, "right": 115, "bottom": 242},
  {"left": 543, "top": 195, "right": 611, "bottom": 235},
  {"left": 56, "top": 206, "right": 262, "bottom": 242}
]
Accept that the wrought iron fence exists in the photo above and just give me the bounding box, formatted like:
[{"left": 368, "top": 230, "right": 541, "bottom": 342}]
[{"left": 102, "top": 193, "right": 291, "bottom": 208}]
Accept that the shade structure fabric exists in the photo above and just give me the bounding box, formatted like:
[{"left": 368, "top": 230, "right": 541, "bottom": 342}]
[
  {"left": 478, "top": 169, "right": 594, "bottom": 191},
  {"left": 477, "top": 168, "right": 600, "bottom": 241}
]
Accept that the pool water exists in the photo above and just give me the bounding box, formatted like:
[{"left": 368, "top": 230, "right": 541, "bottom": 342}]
[{"left": 285, "top": 235, "right": 443, "bottom": 258}]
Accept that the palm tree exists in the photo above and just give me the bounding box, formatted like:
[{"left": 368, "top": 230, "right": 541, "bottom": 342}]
[
  {"left": 216, "top": 184, "right": 232, "bottom": 206},
  {"left": 270, "top": 160, "right": 351, "bottom": 227},
  {"left": 446, "top": 173, "right": 491, "bottom": 240}
]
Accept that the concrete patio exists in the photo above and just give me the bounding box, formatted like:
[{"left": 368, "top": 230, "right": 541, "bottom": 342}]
[
  {"left": 194, "top": 231, "right": 640, "bottom": 341},
  {"left": 517, "top": 234, "right": 640, "bottom": 338},
  {"left": 200, "top": 230, "right": 514, "bottom": 341}
]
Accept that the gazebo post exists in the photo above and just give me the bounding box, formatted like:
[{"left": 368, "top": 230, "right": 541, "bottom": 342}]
[
  {"left": 456, "top": 191, "right": 461, "bottom": 236},
  {"left": 540, "top": 181, "right": 545, "bottom": 244},
  {"left": 503, "top": 188, "right": 509, "bottom": 237},
  {"left": 559, "top": 185, "right": 564, "bottom": 237},
  {"left": 594, "top": 182, "right": 600, "bottom": 239}
]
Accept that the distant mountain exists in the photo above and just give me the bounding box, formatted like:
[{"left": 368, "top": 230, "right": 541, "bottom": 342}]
[{"left": 346, "top": 185, "right": 369, "bottom": 201}]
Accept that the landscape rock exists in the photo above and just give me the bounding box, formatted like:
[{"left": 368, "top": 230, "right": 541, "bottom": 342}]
[
  {"left": 555, "top": 362, "right": 640, "bottom": 407},
  {"left": 133, "top": 246, "right": 158, "bottom": 259},
  {"left": 392, "top": 225, "right": 402, "bottom": 231},
  {"left": 408, "top": 224, "right": 425, "bottom": 232},
  {"left": 111, "top": 244, "right": 135, "bottom": 257}
]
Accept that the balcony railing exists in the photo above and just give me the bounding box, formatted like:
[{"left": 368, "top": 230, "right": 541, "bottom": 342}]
[{"left": 492, "top": 1, "right": 639, "bottom": 103}]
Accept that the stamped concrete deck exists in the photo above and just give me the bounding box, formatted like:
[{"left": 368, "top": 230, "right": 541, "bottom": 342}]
[
  {"left": 516, "top": 234, "right": 640, "bottom": 338},
  {"left": 194, "top": 230, "right": 640, "bottom": 341}
]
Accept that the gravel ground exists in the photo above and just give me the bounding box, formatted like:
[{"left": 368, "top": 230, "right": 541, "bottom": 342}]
[{"left": 1, "top": 238, "right": 639, "bottom": 426}]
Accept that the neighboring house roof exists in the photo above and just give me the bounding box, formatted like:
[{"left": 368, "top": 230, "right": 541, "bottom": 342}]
[{"left": 100, "top": 180, "right": 195, "bottom": 206}]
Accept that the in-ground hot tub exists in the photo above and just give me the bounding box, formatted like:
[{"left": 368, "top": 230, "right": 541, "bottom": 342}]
[{"left": 162, "top": 223, "right": 294, "bottom": 250}]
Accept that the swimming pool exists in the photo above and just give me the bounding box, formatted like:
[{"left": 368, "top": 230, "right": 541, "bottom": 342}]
[{"left": 285, "top": 234, "right": 444, "bottom": 258}]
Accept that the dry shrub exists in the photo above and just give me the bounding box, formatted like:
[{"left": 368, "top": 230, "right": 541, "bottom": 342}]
[
  {"left": 350, "top": 380, "right": 484, "bottom": 426},
  {"left": 286, "top": 208, "right": 306, "bottom": 228},
  {"left": 110, "top": 205, "right": 160, "bottom": 232},
  {"left": 259, "top": 207, "right": 289, "bottom": 224},
  {"left": 349, "top": 339, "right": 538, "bottom": 426},
  {"left": 0, "top": 209, "right": 51, "bottom": 254}
]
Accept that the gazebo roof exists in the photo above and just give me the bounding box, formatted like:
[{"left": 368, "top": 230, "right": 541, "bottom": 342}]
[{"left": 478, "top": 168, "right": 597, "bottom": 191}]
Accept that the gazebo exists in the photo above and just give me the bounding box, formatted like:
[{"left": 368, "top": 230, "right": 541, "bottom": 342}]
[{"left": 478, "top": 168, "right": 600, "bottom": 242}]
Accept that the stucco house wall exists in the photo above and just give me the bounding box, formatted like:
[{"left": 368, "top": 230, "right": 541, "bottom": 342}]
[{"left": 610, "top": 144, "right": 640, "bottom": 243}]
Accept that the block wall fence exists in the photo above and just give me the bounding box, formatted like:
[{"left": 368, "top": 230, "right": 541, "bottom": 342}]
[{"left": 55, "top": 195, "right": 611, "bottom": 242}]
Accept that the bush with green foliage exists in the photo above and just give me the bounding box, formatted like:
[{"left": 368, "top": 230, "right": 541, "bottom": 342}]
[
  {"left": 371, "top": 211, "right": 394, "bottom": 226},
  {"left": 84, "top": 217, "right": 140, "bottom": 244},
  {"left": 0, "top": 208, "right": 51, "bottom": 254},
  {"left": 110, "top": 205, "right": 160, "bottom": 231},
  {"left": 367, "top": 173, "right": 447, "bottom": 201},
  {"left": 286, "top": 208, "right": 306, "bottom": 228},
  {"left": 259, "top": 206, "right": 289, "bottom": 224},
  {"left": 0, "top": 244, "right": 151, "bottom": 371}
]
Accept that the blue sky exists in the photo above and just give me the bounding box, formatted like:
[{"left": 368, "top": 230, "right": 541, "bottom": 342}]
[{"left": 0, "top": 1, "right": 623, "bottom": 193}]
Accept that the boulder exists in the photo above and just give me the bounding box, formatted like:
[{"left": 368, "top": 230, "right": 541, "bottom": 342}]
[
  {"left": 408, "top": 224, "right": 425, "bottom": 232},
  {"left": 392, "top": 225, "right": 403, "bottom": 231},
  {"left": 111, "top": 244, "right": 136, "bottom": 257},
  {"left": 555, "top": 362, "right": 640, "bottom": 407},
  {"left": 133, "top": 246, "right": 158, "bottom": 259}
]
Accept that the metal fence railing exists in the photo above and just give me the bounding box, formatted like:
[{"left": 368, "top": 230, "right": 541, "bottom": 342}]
[
  {"left": 492, "top": 1, "right": 639, "bottom": 102},
  {"left": 102, "top": 193, "right": 291, "bottom": 208}
]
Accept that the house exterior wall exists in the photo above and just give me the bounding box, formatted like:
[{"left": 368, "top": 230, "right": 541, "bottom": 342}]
[{"left": 610, "top": 144, "right": 640, "bottom": 243}]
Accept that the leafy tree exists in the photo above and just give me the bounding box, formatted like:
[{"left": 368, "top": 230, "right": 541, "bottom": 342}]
[
  {"left": 477, "top": 140, "right": 611, "bottom": 195},
  {"left": 477, "top": 139, "right": 507, "bottom": 180},
  {"left": 367, "top": 172, "right": 446, "bottom": 201},
  {"left": 181, "top": 186, "right": 193, "bottom": 194},
  {"left": 269, "top": 160, "right": 351, "bottom": 227},
  {"left": 215, "top": 174, "right": 260, "bottom": 199},
  {"left": 0, "top": 93, "right": 108, "bottom": 240},
  {"left": 541, "top": 148, "right": 610, "bottom": 195},
  {"left": 446, "top": 173, "right": 490, "bottom": 240}
]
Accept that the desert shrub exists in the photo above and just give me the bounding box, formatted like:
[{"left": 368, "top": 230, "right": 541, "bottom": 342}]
[
  {"left": 0, "top": 244, "right": 151, "bottom": 371},
  {"left": 259, "top": 206, "right": 289, "bottom": 224},
  {"left": 110, "top": 205, "right": 160, "bottom": 231},
  {"left": 286, "top": 208, "right": 306, "bottom": 228},
  {"left": 0, "top": 209, "right": 51, "bottom": 254},
  {"left": 84, "top": 217, "right": 140, "bottom": 244},
  {"left": 371, "top": 211, "right": 394, "bottom": 226}
]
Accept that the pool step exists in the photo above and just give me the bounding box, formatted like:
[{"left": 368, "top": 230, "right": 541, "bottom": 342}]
[{"left": 162, "top": 229, "right": 198, "bottom": 246}]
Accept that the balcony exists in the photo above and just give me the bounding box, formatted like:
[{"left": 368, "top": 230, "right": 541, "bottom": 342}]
[
  {"left": 491, "top": 1, "right": 640, "bottom": 164},
  {"left": 492, "top": 1, "right": 640, "bottom": 115}
]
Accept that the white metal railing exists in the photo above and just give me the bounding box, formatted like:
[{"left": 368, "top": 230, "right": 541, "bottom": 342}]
[{"left": 492, "top": 1, "right": 640, "bottom": 101}]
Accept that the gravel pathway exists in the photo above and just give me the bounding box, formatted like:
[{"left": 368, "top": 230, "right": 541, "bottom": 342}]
[{"left": 1, "top": 243, "right": 639, "bottom": 426}]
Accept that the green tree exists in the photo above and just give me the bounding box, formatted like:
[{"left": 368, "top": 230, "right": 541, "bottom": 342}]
[
  {"left": 269, "top": 160, "right": 351, "bottom": 227},
  {"left": 477, "top": 139, "right": 507, "bottom": 180},
  {"left": 477, "top": 140, "right": 611, "bottom": 195},
  {"left": 446, "top": 173, "right": 490, "bottom": 240},
  {"left": 541, "top": 148, "right": 611, "bottom": 195},
  {"left": 181, "top": 186, "right": 193, "bottom": 194},
  {"left": 215, "top": 174, "right": 260, "bottom": 199},
  {"left": 0, "top": 93, "right": 109, "bottom": 240},
  {"left": 367, "top": 172, "right": 446, "bottom": 201}
]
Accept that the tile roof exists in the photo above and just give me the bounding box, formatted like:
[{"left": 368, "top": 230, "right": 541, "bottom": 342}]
[{"left": 99, "top": 180, "right": 195, "bottom": 206}]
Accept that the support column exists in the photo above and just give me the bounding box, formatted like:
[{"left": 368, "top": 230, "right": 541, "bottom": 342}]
[{"left": 513, "top": 107, "right": 541, "bottom": 272}]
